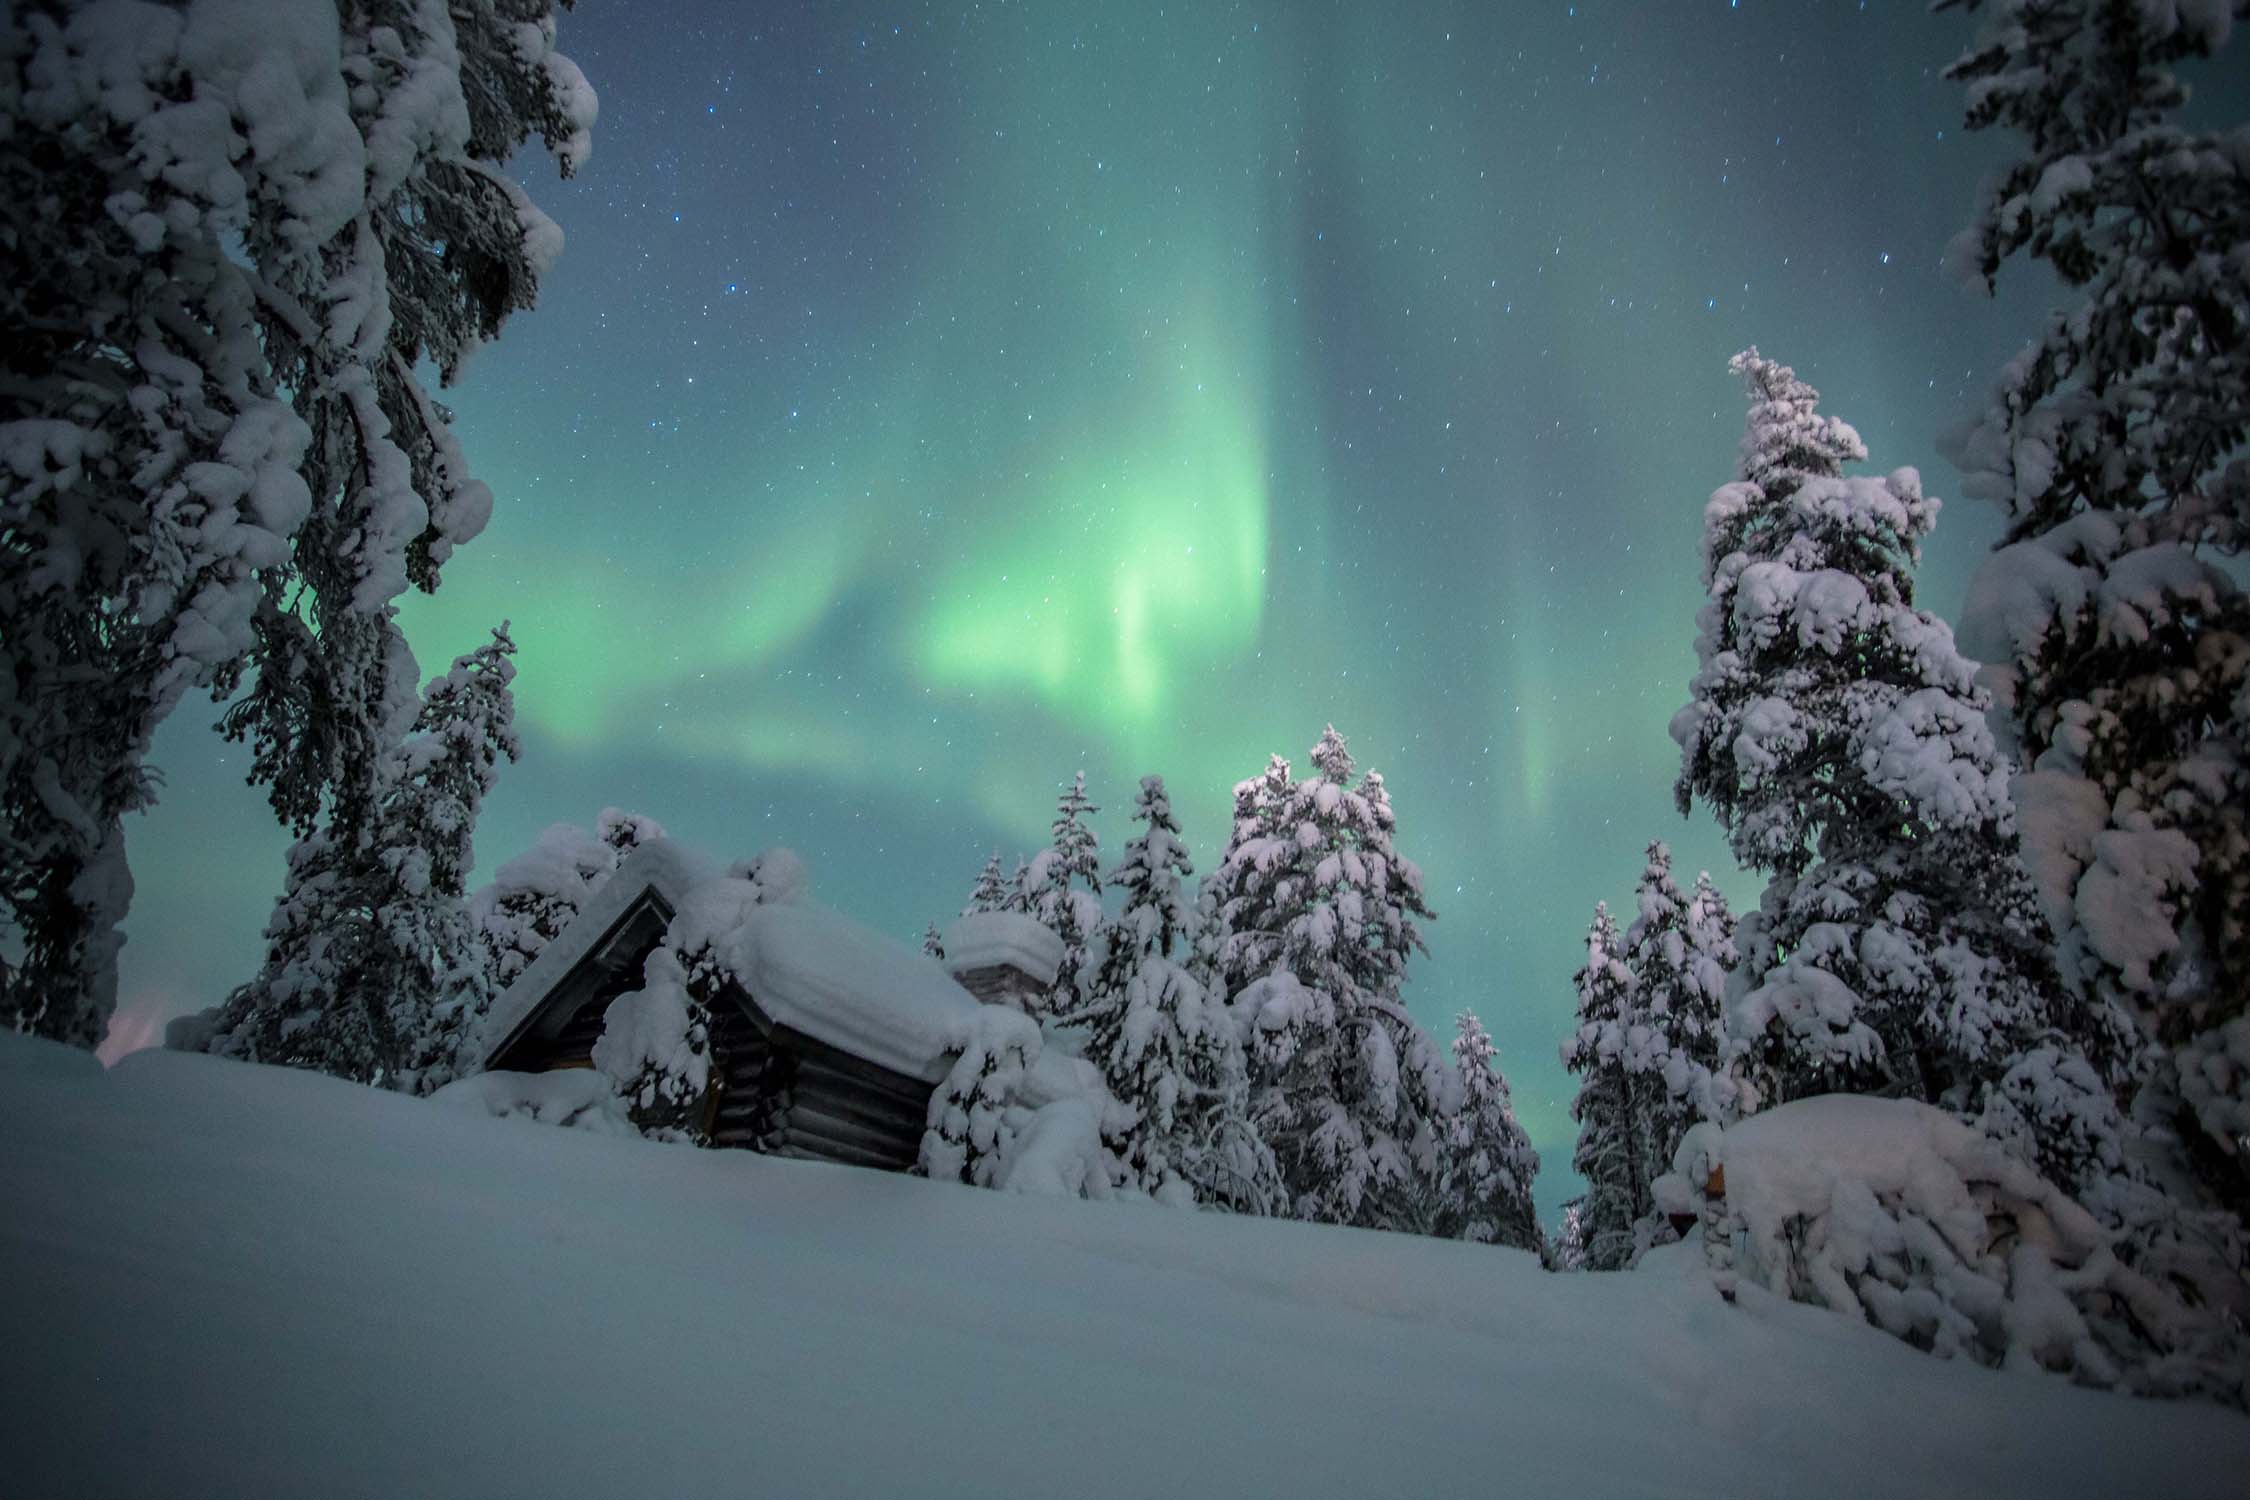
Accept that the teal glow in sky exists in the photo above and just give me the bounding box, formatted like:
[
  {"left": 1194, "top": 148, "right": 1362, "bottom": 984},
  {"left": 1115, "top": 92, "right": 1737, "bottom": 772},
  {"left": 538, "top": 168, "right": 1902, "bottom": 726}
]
[{"left": 117, "top": 1, "right": 2242, "bottom": 1214}]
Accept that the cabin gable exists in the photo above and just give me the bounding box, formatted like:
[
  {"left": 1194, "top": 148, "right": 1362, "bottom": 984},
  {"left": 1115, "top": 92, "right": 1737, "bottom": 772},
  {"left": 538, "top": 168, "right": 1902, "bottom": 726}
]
[{"left": 486, "top": 887, "right": 676, "bottom": 1074}]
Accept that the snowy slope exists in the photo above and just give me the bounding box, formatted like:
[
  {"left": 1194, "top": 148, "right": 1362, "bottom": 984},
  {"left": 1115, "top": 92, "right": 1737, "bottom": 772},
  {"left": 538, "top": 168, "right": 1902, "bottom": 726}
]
[{"left": 2, "top": 1032, "right": 2243, "bottom": 1500}]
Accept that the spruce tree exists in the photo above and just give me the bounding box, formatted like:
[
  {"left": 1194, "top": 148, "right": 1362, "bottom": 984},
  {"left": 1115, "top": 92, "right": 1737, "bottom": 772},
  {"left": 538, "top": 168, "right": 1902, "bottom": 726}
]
[
  {"left": 1942, "top": 0, "right": 2250, "bottom": 1212},
  {"left": 205, "top": 626, "right": 519, "bottom": 1088},
  {"left": 1, "top": 5, "right": 313, "bottom": 1044},
  {"left": 1550, "top": 1200, "right": 1589, "bottom": 1272},
  {"left": 218, "top": 2, "right": 595, "bottom": 852},
  {"left": 1198, "top": 756, "right": 1294, "bottom": 994},
  {"left": 1438, "top": 1011, "right": 1543, "bottom": 1252},
  {"left": 1021, "top": 771, "right": 1105, "bottom": 1016},
  {"left": 1186, "top": 754, "right": 1292, "bottom": 1000},
  {"left": 1219, "top": 727, "right": 1452, "bottom": 1230},
  {"left": 1085, "top": 775, "right": 1277, "bottom": 1209},
  {"left": 1620, "top": 846, "right": 1736, "bottom": 1195},
  {"left": 962, "top": 850, "right": 1010, "bottom": 916},
  {"left": 1097, "top": 775, "right": 1196, "bottom": 984},
  {"left": 0, "top": 2, "right": 591, "bottom": 1047},
  {"left": 1672, "top": 350, "right": 2124, "bottom": 1124},
  {"left": 1562, "top": 902, "right": 1640, "bottom": 1270}
]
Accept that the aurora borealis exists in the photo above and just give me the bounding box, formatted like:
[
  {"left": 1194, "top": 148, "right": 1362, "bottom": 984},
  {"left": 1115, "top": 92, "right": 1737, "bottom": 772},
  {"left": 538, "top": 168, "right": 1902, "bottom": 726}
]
[{"left": 109, "top": 1, "right": 2243, "bottom": 1212}]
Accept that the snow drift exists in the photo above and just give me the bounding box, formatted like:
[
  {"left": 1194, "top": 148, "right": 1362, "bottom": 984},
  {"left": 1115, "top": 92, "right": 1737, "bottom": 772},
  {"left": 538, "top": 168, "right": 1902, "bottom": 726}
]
[{"left": 3, "top": 1032, "right": 2245, "bottom": 1499}]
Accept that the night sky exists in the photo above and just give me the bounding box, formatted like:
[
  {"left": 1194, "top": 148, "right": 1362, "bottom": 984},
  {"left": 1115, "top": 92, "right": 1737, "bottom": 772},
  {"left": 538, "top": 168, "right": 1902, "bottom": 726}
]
[{"left": 105, "top": 1, "right": 2230, "bottom": 1215}]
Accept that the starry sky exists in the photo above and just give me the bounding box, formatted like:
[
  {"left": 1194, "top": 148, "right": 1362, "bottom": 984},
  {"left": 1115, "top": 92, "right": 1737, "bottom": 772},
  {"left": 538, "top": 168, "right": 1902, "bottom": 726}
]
[{"left": 103, "top": 1, "right": 2244, "bottom": 1215}]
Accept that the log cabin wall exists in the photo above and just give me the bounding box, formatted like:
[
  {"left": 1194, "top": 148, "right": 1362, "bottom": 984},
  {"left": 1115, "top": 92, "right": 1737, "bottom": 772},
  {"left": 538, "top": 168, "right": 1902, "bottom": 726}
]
[
  {"left": 703, "top": 980, "right": 927, "bottom": 1169},
  {"left": 952, "top": 962, "right": 1046, "bottom": 1013}
]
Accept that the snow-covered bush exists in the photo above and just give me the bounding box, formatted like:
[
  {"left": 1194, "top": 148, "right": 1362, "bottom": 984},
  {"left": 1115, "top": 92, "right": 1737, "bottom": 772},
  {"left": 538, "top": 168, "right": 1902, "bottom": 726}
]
[
  {"left": 995, "top": 1096, "right": 1119, "bottom": 1201},
  {"left": 1660, "top": 1096, "right": 2246, "bottom": 1407},
  {"left": 592, "top": 945, "right": 715, "bottom": 1142},
  {"left": 921, "top": 1006, "right": 1043, "bottom": 1188}
]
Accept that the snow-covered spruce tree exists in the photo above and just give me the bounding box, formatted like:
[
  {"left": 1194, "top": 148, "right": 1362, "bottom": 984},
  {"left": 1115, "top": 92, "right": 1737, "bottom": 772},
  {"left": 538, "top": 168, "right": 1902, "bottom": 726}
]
[
  {"left": 204, "top": 625, "right": 519, "bottom": 1087},
  {"left": 217, "top": 0, "right": 593, "bottom": 869},
  {"left": 0, "top": 4, "right": 322, "bottom": 1044},
  {"left": 920, "top": 1007, "right": 1042, "bottom": 1187},
  {"left": 1084, "top": 775, "right": 1279, "bottom": 1210},
  {"left": 1549, "top": 1200, "right": 1589, "bottom": 1272},
  {"left": 1099, "top": 775, "right": 1197, "bottom": 975},
  {"left": 1671, "top": 350, "right": 2128, "bottom": 1131},
  {"left": 1619, "top": 845, "right": 1737, "bottom": 1228},
  {"left": 921, "top": 923, "right": 946, "bottom": 961},
  {"left": 1185, "top": 753, "right": 1292, "bottom": 999},
  {"left": 393, "top": 625, "right": 524, "bottom": 1090},
  {"left": 962, "top": 849, "right": 1011, "bottom": 916},
  {"left": 1561, "top": 902, "right": 1642, "bottom": 1270},
  {"left": 1437, "top": 1011, "right": 1543, "bottom": 1252},
  {"left": 0, "top": 2, "right": 590, "bottom": 1049},
  {"left": 1020, "top": 771, "right": 1105, "bottom": 1018},
  {"left": 1218, "top": 727, "right": 1454, "bottom": 1230},
  {"left": 1941, "top": 0, "right": 2250, "bottom": 1212}
]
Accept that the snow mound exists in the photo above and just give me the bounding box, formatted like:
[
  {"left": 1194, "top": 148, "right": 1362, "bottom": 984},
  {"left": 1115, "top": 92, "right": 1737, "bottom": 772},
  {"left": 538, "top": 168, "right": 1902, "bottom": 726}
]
[
  {"left": 0, "top": 1029, "right": 102, "bottom": 1083},
  {"left": 1658, "top": 1096, "right": 2245, "bottom": 1405},
  {"left": 430, "top": 1067, "right": 634, "bottom": 1135},
  {"left": 942, "top": 911, "right": 1065, "bottom": 986}
]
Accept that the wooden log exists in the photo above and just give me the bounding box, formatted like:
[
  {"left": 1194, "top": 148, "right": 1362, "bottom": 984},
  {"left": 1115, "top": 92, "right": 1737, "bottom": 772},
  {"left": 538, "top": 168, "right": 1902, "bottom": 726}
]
[
  {"left": 785, "top": 1078, "right": 927, "bottom": 1137},
  {"left": 762, "top": 1133, "right": 911, "bottom": 1171},
  {"left": 782, "top": 1100, "right": 919, "bottom": 1159},
  {"left": 790, "top": 1047, "right": 931, "bottom": 1110}
]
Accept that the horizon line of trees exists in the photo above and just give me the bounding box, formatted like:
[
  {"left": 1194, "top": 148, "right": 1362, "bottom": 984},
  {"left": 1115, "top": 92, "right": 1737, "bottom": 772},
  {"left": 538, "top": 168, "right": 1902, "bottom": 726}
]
[{"left": 928, "top": 740, "right": 1545, "bottom": 1253}]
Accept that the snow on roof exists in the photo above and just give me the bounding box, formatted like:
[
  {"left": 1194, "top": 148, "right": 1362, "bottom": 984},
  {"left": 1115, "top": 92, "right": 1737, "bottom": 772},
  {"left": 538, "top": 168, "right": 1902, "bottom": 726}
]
[
  {"left": 715, "top": 900, "right": 985, "bottom": 1084},
  {"left": 475, "top": 837, "right": 999, "bottom": 1085},
  {"left": 941, "top": 911, "right": 1063, "bottom": 986},
  {"left": 472, "top": 839, "right": 719, "bottom": 1065}
]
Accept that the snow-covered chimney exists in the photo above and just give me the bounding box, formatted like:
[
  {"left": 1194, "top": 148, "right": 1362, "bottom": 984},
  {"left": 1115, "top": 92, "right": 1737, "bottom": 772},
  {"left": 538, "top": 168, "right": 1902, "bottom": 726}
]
[{"left": 939, "top": 912, "right": 1063, "bottom": 1012}]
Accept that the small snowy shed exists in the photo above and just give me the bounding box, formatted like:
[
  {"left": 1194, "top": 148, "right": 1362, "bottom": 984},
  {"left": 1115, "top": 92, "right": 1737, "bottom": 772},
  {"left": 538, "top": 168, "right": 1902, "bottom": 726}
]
[
  {"left": 476, "top": 844, "right": 991, "bottom": 1171},
  {"left": 941, "top": 911, "right": 1063, "bottom": 1010}
]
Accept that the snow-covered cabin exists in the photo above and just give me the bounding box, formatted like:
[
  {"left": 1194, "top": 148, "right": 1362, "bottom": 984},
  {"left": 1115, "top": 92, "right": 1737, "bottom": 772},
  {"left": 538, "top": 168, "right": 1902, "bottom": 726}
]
[{"left": 471, "top": 844, "right": 1067, "bottom": 1172}]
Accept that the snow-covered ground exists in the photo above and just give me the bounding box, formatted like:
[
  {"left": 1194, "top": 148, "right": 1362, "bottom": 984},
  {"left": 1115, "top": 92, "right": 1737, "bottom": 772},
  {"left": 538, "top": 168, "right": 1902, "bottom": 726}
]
[{"left": 3, "top": 1032, "right": 2243, "bottom": 1500}]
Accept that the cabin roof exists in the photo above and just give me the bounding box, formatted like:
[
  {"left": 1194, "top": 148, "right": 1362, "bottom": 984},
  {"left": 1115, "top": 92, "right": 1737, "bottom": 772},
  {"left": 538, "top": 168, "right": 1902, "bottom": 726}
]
[
  {"left": 471, "top": 840, "right": 719, "bottom": 1066},
  {"left": 475, "top": 839, "right": 984, "bottom": 1085},
  {"left": 720, "top": 901, "right": 984, "bottom": 1083}
]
